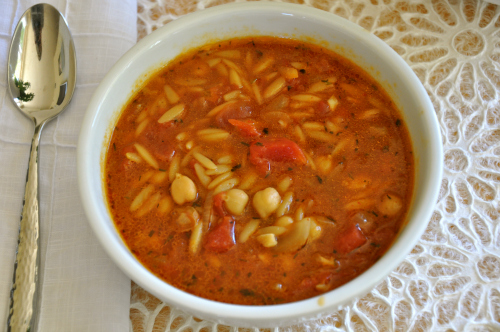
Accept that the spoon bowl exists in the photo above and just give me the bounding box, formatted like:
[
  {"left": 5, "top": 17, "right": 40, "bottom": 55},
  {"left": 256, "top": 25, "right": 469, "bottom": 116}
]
[
  {"left": 6, "top": 3, "right": 76, "bottom": 331},
  {"left": 8, "top": 3, "right": 76, "bottom": 125}
]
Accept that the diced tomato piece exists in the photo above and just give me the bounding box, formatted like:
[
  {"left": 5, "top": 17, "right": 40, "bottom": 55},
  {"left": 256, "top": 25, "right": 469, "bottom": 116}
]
[
  {"left": 316, "top": 100, "right": 331, "bottom": 117},
  {"left": 317, "top": 57, "right": 332, "bottom": 72},
  {"left": 205, "top": 216, "right": 235, "bottom": 253},
  {"left": 212, "top": 192, "right": 227, "bottom": 217},
  {"left": 300, "top": 271, "right": 333, "bottom": 289},
  {"left": 140, "top": 126, "right": 176, "bottom": 163},
  {"left": 207, "top": 85, "right": 231, "bottom": 104},
  {"left": 288, "top": 76, "right": 306, "bottom": 92},
  {"left": 228, "top": 119, "right": 261, "bottom": 138},
  {"left": 215, "top": 101, "right": 254, "bottom": 129},
  {"left": 249, "top": 138, "right": 307, "bottom": 174},
  {"left": 336, "top": 225, "right": 367, "bottom": 254},
  {"left": 158, "top": 120, "right": 175, "bottom": 129},
  {"left": 121, "top": 159, "right": 136, "bottom": 172},
  {"left": 293, "top": 270, "right": 334, "bottom": 299},
  {"left": 154, "top": 144, "right": 175, "bottom": 164},
  {"left": 120, "top": 145, "right": 137, "bottom": 172}
]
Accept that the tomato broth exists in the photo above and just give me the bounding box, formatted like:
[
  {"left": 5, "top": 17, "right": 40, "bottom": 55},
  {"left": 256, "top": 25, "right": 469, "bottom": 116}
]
[{"left": 105, "top": 37, "right": 414, "bottom": 305}]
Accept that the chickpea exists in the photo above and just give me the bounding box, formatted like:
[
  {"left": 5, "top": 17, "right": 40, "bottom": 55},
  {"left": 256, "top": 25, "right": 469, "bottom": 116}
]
[
  {"left": 171, "top": 173, "right": 197, "bottom": 205},
  {"left": 253, "top": 187, "right": 281, "bottom": 219},
  {"left": 224, "top": 189, "right": 249, "bottom": 215},
  {"left": 378, "top": 193, "right": 402, "bottom": 216}
]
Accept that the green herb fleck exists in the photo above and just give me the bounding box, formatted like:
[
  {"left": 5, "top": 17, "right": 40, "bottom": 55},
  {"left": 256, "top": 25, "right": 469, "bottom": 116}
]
[
  {"left": 396, "top": 119, "right": 402, "bottom": 127},
  {"left": 149, "top": 230, "right": 155, "bottom": 237},
  {"left": 299, "top": 69, "right": 306, "bottom": 74},
  {"left": 316, "top": 175, "right": 323, "bottom": 184},
  {"left": 231, "top": 164, "right": 242, "bottom": 172},
  {"left": 240, "top": 289, "right": 255, "bottom": 297},
  {"left": 255, "top": 142, "right": 263, "bottom": 146},
  {"left": 158, "top": 168, "right": 166, "bottom": 172},
  {"left": 241, "top": 141, "right": 250, "bottom": 147},
  {"left": 187, "top": 274, "right": 198, "bottom": 287},
  {"left": 263, "top": 128, "right": 269, "bottom": 135}
]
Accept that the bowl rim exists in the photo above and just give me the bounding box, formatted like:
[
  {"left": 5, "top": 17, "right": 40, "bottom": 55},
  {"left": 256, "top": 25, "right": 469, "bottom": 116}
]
[{"left": 78, "top": 1, "right": 443, "bottom": 326}]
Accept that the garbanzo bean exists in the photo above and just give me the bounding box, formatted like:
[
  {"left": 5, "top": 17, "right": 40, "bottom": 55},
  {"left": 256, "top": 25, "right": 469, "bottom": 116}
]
[
  {"left": 171, "top": 173, "right": 197, "bottom": 205},
  {"left": 253, "top": 187, "right": 281, "bottom": 219},
  {"left": 223, "top": 189, "right": 249, "bottom": 215}
]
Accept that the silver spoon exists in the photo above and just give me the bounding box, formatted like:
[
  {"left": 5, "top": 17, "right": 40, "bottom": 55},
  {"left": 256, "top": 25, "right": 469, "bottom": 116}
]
[{"left": 6, "top": 3, "right": 76, "bottom": 331}]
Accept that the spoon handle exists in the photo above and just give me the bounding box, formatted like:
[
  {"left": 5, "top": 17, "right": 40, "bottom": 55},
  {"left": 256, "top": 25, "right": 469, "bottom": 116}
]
[{"left": 8, "top": 123, "right": 44, "bottom": 332}]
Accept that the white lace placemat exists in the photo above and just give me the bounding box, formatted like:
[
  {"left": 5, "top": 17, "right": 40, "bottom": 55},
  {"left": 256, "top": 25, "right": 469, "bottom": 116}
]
[{"left": 131, "top": 1, "right": 500, "bottom": 331}]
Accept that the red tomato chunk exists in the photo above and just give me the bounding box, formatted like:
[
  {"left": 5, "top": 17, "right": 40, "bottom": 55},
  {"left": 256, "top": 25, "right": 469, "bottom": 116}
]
[
  {"left": 249, "top": 138, "right": 307, "bottom": 174},
  {"left": 336, "top": 225, "right": 367, "bottom": 254},
  {"left": 205, "top": 216, "right": 236, "bottom": 253}
]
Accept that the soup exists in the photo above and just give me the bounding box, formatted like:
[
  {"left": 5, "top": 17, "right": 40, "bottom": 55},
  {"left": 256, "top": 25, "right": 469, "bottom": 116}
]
[{"left": 105, "top": 37, "right": 414, "bottom": 305}]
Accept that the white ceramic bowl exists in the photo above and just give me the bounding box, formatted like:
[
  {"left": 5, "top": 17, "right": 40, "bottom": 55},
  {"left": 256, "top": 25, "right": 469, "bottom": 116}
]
[{"left": 78, "top": 2, "right": 442, "bottom": 327}]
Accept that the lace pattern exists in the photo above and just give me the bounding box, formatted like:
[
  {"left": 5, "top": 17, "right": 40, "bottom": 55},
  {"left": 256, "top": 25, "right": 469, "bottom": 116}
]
[{"left": 132, "top": 1, "right": 500, "bottom": 331}]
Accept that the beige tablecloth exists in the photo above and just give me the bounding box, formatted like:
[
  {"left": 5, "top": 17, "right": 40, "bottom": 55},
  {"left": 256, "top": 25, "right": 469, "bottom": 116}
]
[{"left": 130, "top": 1, "right": 500, "bottom": 331}]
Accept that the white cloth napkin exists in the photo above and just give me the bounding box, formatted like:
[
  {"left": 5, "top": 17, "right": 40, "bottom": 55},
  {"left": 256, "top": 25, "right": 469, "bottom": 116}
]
[{"left": 0, "top": 0, "right": 137, "bottom": 330}]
